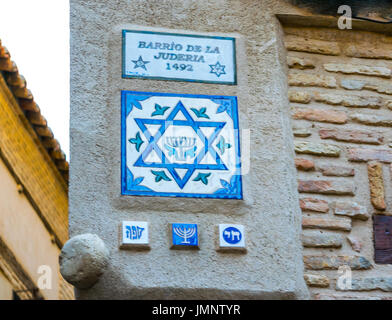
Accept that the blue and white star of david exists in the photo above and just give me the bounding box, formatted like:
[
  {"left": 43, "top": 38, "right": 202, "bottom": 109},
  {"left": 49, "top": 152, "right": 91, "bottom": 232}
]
[
  {"left": 121, "top": 91, "right": 243, "bottom": 199},
  {"left": 209, "top": 61, "right": 226, "bottom": 77}
]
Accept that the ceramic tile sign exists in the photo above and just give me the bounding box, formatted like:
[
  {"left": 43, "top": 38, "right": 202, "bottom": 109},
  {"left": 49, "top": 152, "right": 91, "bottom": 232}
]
[
  {"left": 121, "top": 91, "right": 243, "bottom": 199},
  {"left": 119, "top": 221, "right": 149, "bottom": 249},
  {"left": 170, "top": 223, "right": 199, "bottom": 249},
  {"left": 217, "top": 224, "right": 246, "bottom": 252},
  {"left": 122, "top": 30, "right": 236, "bottom": 84}
]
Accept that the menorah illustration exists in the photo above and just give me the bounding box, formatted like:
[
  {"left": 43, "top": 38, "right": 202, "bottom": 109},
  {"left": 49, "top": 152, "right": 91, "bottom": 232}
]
[
  {"left": 173, "top": 226, "right": 197, "bottom": 244},
  {"left": 164, "top": 136, "right": 197, "bottom": 161}
]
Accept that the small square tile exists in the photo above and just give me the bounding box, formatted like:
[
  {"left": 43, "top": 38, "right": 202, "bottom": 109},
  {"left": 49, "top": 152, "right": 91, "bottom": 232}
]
[
  {"left": 217, "top": 224, "right": 246, "bottom": 252},
  {"left": 170, "top": 223, "right": 199, "bottom": 249},
  {"left": 119, "top": 221, "right": 149, "bottom": 249}
]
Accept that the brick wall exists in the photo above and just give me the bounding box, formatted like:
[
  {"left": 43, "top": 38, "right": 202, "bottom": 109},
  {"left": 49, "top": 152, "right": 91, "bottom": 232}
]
[{"left": 284, "top": 26, "right": 392, "bottom": 300}]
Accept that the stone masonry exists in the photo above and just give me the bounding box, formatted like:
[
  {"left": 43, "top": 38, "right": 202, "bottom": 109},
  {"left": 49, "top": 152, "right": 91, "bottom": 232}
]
[
  {"left": 69, "top": 0, "right": 310, "bottom": 300},
  {"left": 285, "top": 26, "right": 392, "bottom": 300}
]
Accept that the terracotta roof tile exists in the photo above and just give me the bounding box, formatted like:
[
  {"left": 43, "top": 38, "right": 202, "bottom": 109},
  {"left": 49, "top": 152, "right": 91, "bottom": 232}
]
[{"left": 0, "top": 39, "right": 69, "bottom": 183}]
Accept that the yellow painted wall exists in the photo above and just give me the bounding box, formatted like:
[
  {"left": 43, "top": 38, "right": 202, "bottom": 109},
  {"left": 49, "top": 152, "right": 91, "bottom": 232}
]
[
  {"left": 0, "top": 270, "right": 13, "bottom": 300},
  {"left": 0, "top": 158, "right": 61, "bottom": 300}
]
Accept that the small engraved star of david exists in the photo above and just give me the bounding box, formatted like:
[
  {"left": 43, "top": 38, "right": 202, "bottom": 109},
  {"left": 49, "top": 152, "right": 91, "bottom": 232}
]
[
  {"left": 132, "top": 56, "right": 150, "bottom": 71},
  {"left": 209, "top": 61, "right": 226, "bottom": 77}
]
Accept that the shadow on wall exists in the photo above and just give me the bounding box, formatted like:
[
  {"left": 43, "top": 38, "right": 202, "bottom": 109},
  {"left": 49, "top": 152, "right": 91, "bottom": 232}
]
[{"left": 288, "top": 0, "right": 392, "bottom": 23}]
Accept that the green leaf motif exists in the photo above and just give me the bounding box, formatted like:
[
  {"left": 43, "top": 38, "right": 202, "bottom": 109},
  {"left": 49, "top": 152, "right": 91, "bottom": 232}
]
[
  {"left": 193, "top": 173, "right": 211, "bottom": 185},
  {"left": 129, "top": 132, "right": 144, "bottom": 152},
  {"left": 191, "top": 107, "right": 210, "bottom": 119},
  {"left": 151, "top": 170, "right": 172, "bottom": 183},
  {"left": 216, "top": 136, "right": 232, "bottom": 155},
  {"left": 151, "top": 104, "right": 170, "bottom": 117},
  {"left": 126, "top": 95, "right": 150, "bottom": 116}
]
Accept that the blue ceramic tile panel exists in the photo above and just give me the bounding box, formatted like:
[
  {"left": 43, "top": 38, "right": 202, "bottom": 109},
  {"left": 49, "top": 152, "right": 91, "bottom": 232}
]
[{"left": 122, "top": 91, "right": 242, "bottom": 199}]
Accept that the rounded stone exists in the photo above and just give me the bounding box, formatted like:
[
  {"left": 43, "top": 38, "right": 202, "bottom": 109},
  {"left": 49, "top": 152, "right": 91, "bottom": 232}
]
[{"left": 59, "top": 234, "right": 109, "bottom": 289}]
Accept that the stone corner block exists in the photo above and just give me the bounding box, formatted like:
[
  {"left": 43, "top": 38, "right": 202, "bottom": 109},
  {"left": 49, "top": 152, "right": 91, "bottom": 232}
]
[{"left": 59, "top": 233, "right": 110, "bottom": 290}]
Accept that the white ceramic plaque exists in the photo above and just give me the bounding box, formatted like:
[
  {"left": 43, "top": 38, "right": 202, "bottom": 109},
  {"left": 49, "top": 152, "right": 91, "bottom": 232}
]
[
  {"left": 122, "top": 30, "right": 236, "bottom": 84},
  {"left": 218, "top": 224, "right": 246, "bottom": 251},
  {"left": 120, "top": 221, "right": 149, "bottom": 249}
]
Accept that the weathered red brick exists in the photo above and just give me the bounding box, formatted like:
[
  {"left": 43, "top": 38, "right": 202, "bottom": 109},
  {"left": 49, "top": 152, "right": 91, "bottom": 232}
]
[
  {"left": 332, "top": 201, "right": 369, "bottom": 220},
  {"left": 314, "top": 92, "right": 383, "bottom": 109},
  {"left": 351, "top": 113, "right": 392, "bottom": 127},
  {"left": 293, "top": 108, "right": 347, "bottom": 124},
  {"left": 302, "top": 217, "right": 352, "bottom": 231},
  {"left": 300, "top": 198, "right": 329, "bottom": 213},
  {"left": 302, "top": 232, "right": 343, "bottom": 248},
  {"left": 318, "top": 164, "right": 355, "bottom": 177},
  {"left": 295, "top": 158, "right": 315, "bottom": 171},
  {"left": 319, "top": 128, "right": 383, "bottom": 145},
  {"left": 298, "top": 180, "right": 354, "bottom": 195},
  {"left": 347, "top": 236, "right": 362, "bottom": 253},
  {"left": 348, "top": 148, "right": 392, "bottom": 163}
]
